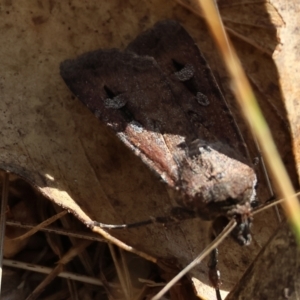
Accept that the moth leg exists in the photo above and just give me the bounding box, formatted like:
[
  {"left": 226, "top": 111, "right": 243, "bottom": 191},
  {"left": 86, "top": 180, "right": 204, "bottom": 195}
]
[
  {"left": 208, "top": 247, "right": 222, "bottom": 300},
  {"left": 208, "top": 216, "right": 230, "bottom": 300}
]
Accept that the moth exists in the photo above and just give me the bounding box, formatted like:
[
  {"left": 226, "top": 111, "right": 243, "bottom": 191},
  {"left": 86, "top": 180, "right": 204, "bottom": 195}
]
[{"left": 60, "top": 20, "right": 259, "bottom": 297}]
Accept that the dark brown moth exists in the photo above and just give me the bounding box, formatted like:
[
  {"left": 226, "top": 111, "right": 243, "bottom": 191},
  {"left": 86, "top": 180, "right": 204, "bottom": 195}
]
[
  {"left": 60, "top": 20, "right": 258, "bottom": 297},
  {"left": 60, "top": 20, "right": 257, "bottom": 244}
]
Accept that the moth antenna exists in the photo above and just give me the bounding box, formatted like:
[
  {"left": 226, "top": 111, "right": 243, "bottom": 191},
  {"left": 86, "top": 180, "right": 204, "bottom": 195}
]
[
  {"left": 93, "top": 220, "right": 154, "bottom": 229},
  {"left": 208, "top": 248, "right": 222, "bottom": 300},
  {"left": 151, "top": 219, "right": 237, "bottom": 300},
  {"left": 253, "top": 191, "right": 300, "bottom": 215},
  {"left": 92, "top": 208, "right": 197, "bottom": 229},
  {"left": 92, "top": 217, "right": 170, "bottom": 229}
]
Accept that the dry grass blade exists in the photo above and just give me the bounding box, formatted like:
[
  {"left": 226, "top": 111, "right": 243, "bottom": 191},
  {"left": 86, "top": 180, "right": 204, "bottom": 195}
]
[
  {"left": 198, "top": 0, "right": 300, "bottom": 241},
  {"left": 25, "top": 239, "right": 92, "bottom": 300},
  {"left": 3, "top": 259, "right": 102, "bottom": 286},
  {"left": 109, "top": 244, "right": 130, "bottom": 300},
  {"left": 50, "top": 205, "right": 95, "bottom": 281},
  {"left": 174, "top": 0, "right": 283, "bottom": 55},
  {"left": 152, "top": 219, "right": 237, "bottom": 300},
  {"left": 6, "top": 220, "right": 106, "bottom": 242},
  {"left": 92, "top": 226, "right": 157, "bottom": 263},
  {"left": 120, "top": 249, "right": 134, "bottom": 297},
  {"left": 253, "top": 191, "right": 300, "bottom": 215},
  {"left": 225, "top": 221, "right": 300, "bottom": 299},
  {"left": 6, "top": 210, "right": 67, "bottom": 242}
]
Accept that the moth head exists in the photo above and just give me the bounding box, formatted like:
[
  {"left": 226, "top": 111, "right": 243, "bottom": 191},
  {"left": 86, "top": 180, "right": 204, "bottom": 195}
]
[
  {"left": 177, "top": 139, "right": 258, "bottom": 245},
  {"left": 229, "top": 202, "right": 254, "bottom": 245},
  {"left": 211, "top": 201, "right": 254, "bottom": 246},
  {"left": 178, "top": 140, "right": 257, "bottom": 215}
]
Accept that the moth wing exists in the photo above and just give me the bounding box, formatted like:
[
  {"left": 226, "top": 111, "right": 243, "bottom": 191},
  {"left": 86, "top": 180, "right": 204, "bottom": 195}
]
[
  {"left": 60, "top": 49, "right": 197, "bottom": 186},
  {"left": 127, "top": 20, "right": 249, "bottom": 163},
  {"left": 126, "top": 21, "right": 257, "bottom": 219}
]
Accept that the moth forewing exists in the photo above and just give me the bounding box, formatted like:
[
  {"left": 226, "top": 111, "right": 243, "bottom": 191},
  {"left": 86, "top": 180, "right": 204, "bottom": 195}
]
[
  {"left": 126, "top": 20, "right": 250, "bottom": 163},
  {"left": 60, "top": 20, "right": 278, "bottom": 299}
]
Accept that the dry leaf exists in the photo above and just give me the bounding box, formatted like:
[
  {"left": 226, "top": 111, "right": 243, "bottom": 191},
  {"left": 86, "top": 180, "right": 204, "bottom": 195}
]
[
  {"left": 0, "top": 0, "right": 298, "bottom": 299},
  {"left": 175, "top": 0, "right": 284, "bottom": 55},
  {"left": 226, "top": 221, "right": 299, "bottom": 300}
]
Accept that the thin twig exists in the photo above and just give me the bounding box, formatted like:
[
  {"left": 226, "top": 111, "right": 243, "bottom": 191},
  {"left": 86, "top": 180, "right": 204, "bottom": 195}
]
[
  {"left": 0, "top": 172, "right": 9, "bottom": 294},
  {"left": 3, "top": 258, "right": 102, "bottom": 286},
  {"left": 7, "top": 211, "right": 67, "bottom": 242},
  {"left": 253, "top": 191, "right": 300, "bottom": 215},
  {"left": 26, "top": 240, "right": 93, "bottom": 300},
  {"left": 92, "top": 226, "right": 157, "bottom": 263},
  {"left": 6, "top": 220, "right": 106, "bottom": 242}
]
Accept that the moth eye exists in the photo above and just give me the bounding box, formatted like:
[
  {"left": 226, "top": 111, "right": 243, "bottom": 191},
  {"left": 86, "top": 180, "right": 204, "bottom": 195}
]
[{"left": 196, "top": 92, "right": 210, "bottom": 106}]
